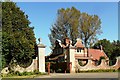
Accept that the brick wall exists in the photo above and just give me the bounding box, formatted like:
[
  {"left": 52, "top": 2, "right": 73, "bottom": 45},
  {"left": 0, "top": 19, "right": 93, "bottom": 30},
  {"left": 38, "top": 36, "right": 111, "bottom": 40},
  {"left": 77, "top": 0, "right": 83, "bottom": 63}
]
[
  {"left": 75, "top": 57, "right": 120, "bottom": 71},
  {"left": 1, "top": 59, "right": 38, "bottom": 74}
]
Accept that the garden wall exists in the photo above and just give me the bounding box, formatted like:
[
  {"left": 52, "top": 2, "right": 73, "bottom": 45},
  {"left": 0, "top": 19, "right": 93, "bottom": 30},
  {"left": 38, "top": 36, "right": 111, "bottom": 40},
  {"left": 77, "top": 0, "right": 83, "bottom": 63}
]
[
  {"left": 75, "top": 57, "right": 120, "bottom": 71},
  {"left": 1, "top": 59, "right": 38, "bottom": 74}
]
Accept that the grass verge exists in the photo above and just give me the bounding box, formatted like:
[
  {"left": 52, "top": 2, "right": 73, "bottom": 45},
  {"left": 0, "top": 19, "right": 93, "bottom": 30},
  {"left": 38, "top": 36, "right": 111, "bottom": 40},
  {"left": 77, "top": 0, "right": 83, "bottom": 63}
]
[
  {"left": 76, "top": 69, "right": 120, "bottom": 73},
  {"left": 1, "top": 70, "right": 47, "bottom": 78}
]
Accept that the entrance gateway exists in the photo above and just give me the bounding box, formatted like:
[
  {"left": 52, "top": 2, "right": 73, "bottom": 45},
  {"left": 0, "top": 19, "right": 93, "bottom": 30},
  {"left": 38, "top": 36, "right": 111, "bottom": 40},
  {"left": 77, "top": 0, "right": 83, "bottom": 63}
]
[
  {"left": 37, "top": 38, "right": 73, "bottom": 73},
  {"left": 45, "top": 38, "right": 109, "bottom": 73},
  {"left": 37, "top": 38, "right": 119, "bottom": 73}
]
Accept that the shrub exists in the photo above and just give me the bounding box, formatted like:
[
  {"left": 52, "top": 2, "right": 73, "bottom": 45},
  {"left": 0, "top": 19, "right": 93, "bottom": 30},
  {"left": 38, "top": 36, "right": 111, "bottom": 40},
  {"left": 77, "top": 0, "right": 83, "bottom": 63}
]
[
  {"left": 1, "top": 70, "right": 47, "bottom": 78},
  {"left": 33, "top": 70, "right": 41, "bottom": 74},
  {"left": 14, "top": 71, "right": 21, "bottom": 76},
  {"left": 22, "top": 71, "right": 28, "bottom": 76}
]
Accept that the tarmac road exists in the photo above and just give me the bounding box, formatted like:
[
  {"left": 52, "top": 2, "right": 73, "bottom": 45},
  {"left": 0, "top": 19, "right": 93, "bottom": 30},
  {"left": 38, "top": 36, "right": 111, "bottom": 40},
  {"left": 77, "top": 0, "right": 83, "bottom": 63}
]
[
  {"left": 36, "top": 72, "right": 119, "bottom": 79},
  {"left": 2, "top": 72, "right": 119, "bottom": 80}
]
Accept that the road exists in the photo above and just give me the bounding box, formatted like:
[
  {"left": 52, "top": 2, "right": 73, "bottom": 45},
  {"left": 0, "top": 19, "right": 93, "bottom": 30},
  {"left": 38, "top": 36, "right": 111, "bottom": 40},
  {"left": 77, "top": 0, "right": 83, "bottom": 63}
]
[
  {"left": 36, "top": 72, "right": 119, "bottom": 79},
  {"left": 2, "top": 72, "right": 119, "bottom": 80}
]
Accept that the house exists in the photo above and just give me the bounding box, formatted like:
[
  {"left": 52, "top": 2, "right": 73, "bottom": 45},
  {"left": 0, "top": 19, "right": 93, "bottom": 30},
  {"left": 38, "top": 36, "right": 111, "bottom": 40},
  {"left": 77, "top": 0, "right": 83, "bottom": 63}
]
[{"left": 46, "top": 38, "right": 109, "bottom": 72}]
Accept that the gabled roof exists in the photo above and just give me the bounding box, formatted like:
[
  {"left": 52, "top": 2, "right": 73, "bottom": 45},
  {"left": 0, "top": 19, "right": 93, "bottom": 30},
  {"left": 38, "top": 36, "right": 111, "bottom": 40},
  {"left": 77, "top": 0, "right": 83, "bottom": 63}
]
[
  {"left": 88, "top": 49, "right": 108, "bottom": 60},
  {"left": 75, "top": 38, "right": 84, "bottom": 48}
]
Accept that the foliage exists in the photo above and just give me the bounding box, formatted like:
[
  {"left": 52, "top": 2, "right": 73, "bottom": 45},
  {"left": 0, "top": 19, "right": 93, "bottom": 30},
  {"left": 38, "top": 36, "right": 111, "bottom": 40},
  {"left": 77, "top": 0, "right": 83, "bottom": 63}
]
[
  {"left": 100, "top": 56, "right": 105, "bottom": 59},
  {"left": 78, "top": 60, "right": 88, "bottom": 66},
  {"left": 33, "top": 70, "right": 41, "bottom": 74},
  {"left": 1, "top": 70, "right": 47, "bottom": 78},
  {"left": 0, "top": 2, "right": 2, "bottom": 72},
  {"left": 79, "top": 13, "right": 102, "bottom": 47},
  {"left": 49, "top": 7, "right": 102, "bottom": 48},
  {"left": 92, "top": 39, "right": 113, "bottom": 58},
  {"left": 49, "top": 7, "right": 80, "bottom": 47},
  {"left": 97, "top": 56, "right": 105, "bottom": 65},
  {"left": 2, "top": 2, "right": 36, "bottom": 68},
  {"left": 111, "top": 40, "right": 120, "bottom": 59}
]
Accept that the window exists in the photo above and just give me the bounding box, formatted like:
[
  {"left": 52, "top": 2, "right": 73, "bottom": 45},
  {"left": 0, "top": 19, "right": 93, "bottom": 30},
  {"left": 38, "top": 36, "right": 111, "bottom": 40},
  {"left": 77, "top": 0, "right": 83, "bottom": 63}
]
[{"left": 77, "top": 48, "right": 81, "bottom": 52}]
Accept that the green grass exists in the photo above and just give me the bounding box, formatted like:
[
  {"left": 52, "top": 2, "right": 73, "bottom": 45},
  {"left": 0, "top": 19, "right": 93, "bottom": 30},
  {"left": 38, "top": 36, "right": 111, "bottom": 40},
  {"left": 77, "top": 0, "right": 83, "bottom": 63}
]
[
  {"left": 1, "top": 70, "right": 47, "bottom": 78},
  {"left": 77, "top": 69, "right": 120, "bottom": 73}
]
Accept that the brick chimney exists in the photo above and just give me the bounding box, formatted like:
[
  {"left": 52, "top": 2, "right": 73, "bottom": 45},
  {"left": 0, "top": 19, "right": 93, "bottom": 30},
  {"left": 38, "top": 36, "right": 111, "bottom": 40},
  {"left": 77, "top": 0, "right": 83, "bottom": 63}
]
[
  {"left": 64, "top": 38, "right": 70, "bottom": 46},
  {"left": 100, "top": 45, "right": 103, "bottom": 52}
]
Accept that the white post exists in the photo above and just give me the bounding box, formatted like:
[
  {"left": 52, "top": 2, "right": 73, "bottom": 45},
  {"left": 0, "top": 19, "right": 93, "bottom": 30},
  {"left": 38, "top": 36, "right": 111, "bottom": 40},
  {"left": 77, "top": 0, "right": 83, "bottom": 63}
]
[
  {"left": 37, "top": 43, "right": 46, "bottom": 73},
  {"left": 69, "top": 47, "right": 75, "bottom": 73}
]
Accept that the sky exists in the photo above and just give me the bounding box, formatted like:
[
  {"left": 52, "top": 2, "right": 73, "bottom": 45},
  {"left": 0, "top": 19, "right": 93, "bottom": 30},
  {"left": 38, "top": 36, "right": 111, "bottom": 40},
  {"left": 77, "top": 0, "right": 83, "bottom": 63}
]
[
  {"left": 12, "top": 0, "right": 120, "bottom": 2},
  {"left": 16, "top": 2, "right": 118, "bottom": 56}
]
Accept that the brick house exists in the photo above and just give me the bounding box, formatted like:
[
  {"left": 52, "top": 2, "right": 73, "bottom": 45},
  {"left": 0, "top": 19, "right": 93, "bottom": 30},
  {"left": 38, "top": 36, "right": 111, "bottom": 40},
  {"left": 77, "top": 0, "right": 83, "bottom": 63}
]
[{"left": 46, "top": 38, "right": 109, "bottom": 72}]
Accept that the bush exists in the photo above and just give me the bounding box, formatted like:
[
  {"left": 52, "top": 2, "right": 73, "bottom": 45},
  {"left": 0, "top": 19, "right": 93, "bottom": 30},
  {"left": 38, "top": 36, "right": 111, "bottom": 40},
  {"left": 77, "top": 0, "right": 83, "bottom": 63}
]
[
  {"left": 1, "top": 69, "right": 48, "bottom": 78},
  {"left": 109, "top": 59, "right": 117, "bottom": 66},
  {"left": 14, "top": 71, "right": 21, "bottom": 76},
  {"left": 78, "top": 60, "right": 88, "bottom": 66},
  {"left": 33, "top": 70, "right": 41, "bottom": 74}
]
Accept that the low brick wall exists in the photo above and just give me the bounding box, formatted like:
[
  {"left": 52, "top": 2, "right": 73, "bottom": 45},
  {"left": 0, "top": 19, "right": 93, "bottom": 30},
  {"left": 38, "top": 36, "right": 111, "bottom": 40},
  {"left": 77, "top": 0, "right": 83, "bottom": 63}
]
[
  {"left": 1, "top": 59, "right": 38, "bottom": 74},
  {"left": 13, "top": 59, "right": 38, "bottom": 73},
  {"left": 75, "top": 57, "right": 120, "bottom": 71},
  {"left": 110, "top": 57, "right": 120, "bottom": 69}
]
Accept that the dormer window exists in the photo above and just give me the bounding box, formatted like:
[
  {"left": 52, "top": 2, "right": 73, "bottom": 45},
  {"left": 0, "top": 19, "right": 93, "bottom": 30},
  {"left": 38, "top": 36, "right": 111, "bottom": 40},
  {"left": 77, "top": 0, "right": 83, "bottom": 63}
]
[{"left": 77, "top": 48, "right": 81, "bottom": 52}]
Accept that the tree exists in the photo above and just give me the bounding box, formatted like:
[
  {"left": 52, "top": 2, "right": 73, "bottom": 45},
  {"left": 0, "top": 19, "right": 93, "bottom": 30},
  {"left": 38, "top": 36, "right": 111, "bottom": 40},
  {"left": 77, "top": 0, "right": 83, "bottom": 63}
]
[
  {"left": 92, "top": 39, "right": 120, "bottom": 65},
  {"left": 2, "top": 2, "right": 36, "bottom": 68},
  {"left": 111, "top": 40, "right": 120, "bottom": 60},
  {"left": 79, "top": 13, "right": 102, "bottom": 47},
  {"left": 0, "top": 2, "right": 2, "bottom": 71},
  {"left": 49, "top": 7, "right": 81, "bottom": 47},
  {"left": 49, "top": 7, "right": 102, "bottom": 48}
]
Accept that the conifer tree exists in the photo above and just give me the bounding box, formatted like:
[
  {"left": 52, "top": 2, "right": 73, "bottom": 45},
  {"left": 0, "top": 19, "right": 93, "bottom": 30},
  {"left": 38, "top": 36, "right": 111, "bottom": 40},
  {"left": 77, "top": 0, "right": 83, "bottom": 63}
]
[{"left": 2, "top": 2, "right": 36, "bottom": 68}]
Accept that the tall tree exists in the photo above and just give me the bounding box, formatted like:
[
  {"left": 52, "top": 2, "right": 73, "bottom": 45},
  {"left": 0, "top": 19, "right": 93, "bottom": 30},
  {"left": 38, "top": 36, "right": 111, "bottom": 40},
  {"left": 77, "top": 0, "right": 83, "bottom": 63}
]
[
  {"left": 49, "top": 7, "right": 81, "bottom": 48},
  {"left": 49, "top": 7, "right": 102, "bottom": 48},
  {"left": 2, "top": 2, "right": 36, "bottom": 68},
  {"left": 79, "top": 13, "right": 102, "bottom": 47},
  {"left": 0, "top": 2, "right": 2, "bottom": 71}
]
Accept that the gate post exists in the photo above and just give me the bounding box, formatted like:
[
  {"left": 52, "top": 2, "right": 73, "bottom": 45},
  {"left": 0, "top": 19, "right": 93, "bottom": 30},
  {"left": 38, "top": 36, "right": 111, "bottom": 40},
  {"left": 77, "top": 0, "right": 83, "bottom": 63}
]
[
  {"left": 69, "top": 47, "right": 75, "bottom": 73},
  {"left": 69, "top": 62, "right": 72, "bottom": 73},
  {"left": 37, "top": 38, "right": 46, "bottom": 73},
  {"left": 47, "top": 62, "right": 50, "bottom": 75}
]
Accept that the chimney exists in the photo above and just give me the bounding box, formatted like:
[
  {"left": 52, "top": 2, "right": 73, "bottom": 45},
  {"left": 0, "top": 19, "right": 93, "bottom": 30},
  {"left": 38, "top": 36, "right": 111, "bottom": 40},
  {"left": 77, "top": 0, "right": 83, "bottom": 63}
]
[
  {"left": 64, "top": 38, "right": 70, "bottom": 46},
  {"left": 100, "top": 45, "right": 103, "bottom": 52}
]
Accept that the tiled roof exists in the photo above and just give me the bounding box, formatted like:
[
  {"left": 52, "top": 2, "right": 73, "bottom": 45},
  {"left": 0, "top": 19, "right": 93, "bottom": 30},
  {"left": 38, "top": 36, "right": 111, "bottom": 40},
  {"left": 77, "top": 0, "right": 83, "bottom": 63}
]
[{"left": 88, "top": 49, "right": 108, "bottom": 60}]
